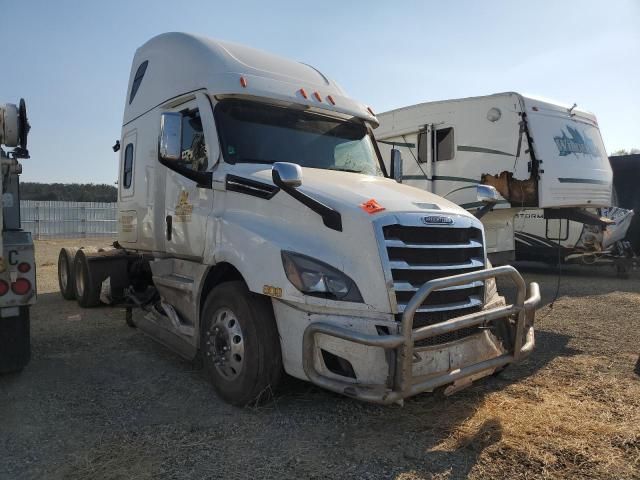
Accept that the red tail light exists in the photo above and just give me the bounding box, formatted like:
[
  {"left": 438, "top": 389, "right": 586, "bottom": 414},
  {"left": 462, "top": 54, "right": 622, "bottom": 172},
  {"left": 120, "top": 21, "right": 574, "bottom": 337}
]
[
  {"left": 0, "top": 280, "right": 8, "bottom": 296},
  {"left": 11, "top": 278, "right": 31, "bottom": 295},
  {"left": 18, "top": 262, "right": 31, "bottom": 273}
]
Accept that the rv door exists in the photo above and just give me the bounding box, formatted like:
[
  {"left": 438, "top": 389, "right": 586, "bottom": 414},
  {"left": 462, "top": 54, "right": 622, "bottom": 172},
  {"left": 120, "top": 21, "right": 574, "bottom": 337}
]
[{"left": 523, "top": 102, "right": 612, "bottom": 209}]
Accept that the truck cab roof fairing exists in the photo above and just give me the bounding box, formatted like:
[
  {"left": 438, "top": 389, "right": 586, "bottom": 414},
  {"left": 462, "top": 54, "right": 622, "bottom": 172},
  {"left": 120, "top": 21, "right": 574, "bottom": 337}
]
[{"left": 123, "top": 33, "right": 378, "bottom": 127}]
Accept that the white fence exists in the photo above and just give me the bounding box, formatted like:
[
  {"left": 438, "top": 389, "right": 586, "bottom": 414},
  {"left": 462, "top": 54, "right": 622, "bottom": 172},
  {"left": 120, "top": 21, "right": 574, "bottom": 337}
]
[{"left": 20, "top": 201, "right": 118, "bottom": 239}]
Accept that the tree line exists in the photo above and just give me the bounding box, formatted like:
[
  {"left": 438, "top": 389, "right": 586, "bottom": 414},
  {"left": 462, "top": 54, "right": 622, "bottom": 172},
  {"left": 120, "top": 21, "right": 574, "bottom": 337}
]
[{"left": 20, "top": 183, "right": 117, "bottom": 202}]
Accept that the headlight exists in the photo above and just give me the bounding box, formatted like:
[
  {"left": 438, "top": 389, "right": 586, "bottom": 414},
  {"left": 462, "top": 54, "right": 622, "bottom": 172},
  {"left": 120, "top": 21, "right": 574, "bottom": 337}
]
[{"left": 281, "top": 251, "right": 363, "bottom": 302}]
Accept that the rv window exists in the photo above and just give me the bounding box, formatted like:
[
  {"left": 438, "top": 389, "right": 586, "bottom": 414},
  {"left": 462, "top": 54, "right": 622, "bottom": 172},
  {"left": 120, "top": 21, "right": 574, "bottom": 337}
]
[
  {"left": 129, "top": 60, "right": 148, "bottom": 105},
  {"left": 436, "top": 127, "right": 454, "bottom": 161},
  {"left": 123, "top": 143, "right": 134, "bottom": 189},
  {"left": 180, "top": 110, "right": 208, "bottom": 172},
  {"left": 417, "top": 131, "right": 429, "bottom": 163}
]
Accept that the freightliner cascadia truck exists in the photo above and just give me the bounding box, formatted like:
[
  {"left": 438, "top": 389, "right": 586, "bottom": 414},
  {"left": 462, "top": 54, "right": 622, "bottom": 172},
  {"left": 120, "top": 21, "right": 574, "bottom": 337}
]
[
  {"left": 0, "top": 99, "right": 35, "bottom": 374},
  {"left": 57, "top": 33, "right": 539, "bottom": 405}
]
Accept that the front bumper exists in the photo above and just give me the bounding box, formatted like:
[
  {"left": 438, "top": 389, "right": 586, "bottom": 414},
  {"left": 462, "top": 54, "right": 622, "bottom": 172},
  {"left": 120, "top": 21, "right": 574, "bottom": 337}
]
[{"left": 302, "top": 265, "right": 540, "bottom": 405}]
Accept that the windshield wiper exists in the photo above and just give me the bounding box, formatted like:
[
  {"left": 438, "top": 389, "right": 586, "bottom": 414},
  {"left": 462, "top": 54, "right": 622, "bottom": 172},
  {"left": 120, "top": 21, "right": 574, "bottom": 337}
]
[
  {"left": 237, "top": 158, "right": 276, "bottom": 164},
  {"left": 327, "top": 167, "right": 363, "bottom": 173}
]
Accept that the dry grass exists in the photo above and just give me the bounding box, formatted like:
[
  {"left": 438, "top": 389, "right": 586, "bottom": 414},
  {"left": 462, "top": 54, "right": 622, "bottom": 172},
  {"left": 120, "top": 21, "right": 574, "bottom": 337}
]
[{"left": 426, "top": 354, "right": 640, "bottom": 479}]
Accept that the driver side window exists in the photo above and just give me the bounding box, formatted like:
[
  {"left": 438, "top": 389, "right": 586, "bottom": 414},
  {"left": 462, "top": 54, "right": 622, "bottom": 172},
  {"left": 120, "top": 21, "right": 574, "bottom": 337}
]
[{"left": 180, "top": 110, "right": 208, "bottom": 172}]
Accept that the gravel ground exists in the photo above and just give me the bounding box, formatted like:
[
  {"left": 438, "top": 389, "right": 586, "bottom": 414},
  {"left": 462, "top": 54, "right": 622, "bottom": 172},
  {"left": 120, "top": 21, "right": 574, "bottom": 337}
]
[{"left": 1, "top": 239, "right": 639, "bottom": 479}]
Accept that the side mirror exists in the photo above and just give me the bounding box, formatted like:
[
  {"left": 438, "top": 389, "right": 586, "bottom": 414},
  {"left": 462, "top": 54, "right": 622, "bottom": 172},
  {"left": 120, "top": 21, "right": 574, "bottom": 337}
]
[
  {"left": 477, "top": 184, "right": 500, "bottom": 204},
  {"left": 159, "top": 112, "right": 182, "bottom": 163},
  {"left": 390, "top": 148, "right": 403, "bottom": 183},
  {"left": 157, "top": 111, "right": 212, "bottom": 189},
  {"left": 474, "top": 184, "right": 500, "bottom": 219},
  {"left": 272, "top": 162, "right": 303, "bottom": 188}
]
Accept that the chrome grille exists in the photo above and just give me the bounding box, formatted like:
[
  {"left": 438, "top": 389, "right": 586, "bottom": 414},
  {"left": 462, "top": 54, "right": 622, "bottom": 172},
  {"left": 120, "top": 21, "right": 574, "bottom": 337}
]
[{"left": 380, "top": 220, "right": 486, "bottom": 345}]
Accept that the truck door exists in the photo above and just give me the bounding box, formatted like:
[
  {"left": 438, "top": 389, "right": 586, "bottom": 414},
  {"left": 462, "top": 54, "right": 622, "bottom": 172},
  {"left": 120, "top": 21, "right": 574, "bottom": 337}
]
[{"left": 163, "top": 94, "right": 215, "bottom": 258}]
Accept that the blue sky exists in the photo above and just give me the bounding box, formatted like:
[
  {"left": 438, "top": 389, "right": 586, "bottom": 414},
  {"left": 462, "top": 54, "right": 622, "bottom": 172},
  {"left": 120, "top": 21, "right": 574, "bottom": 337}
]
[{"left": 2, "top": 0, "right": 638, "bottom": 184}]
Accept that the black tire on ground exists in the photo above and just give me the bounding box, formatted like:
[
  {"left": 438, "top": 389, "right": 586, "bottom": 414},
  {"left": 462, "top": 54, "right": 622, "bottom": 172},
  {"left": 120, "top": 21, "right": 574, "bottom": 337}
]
[
  {"left": 0, "top": 307, "right": 31, "bottom": 374},
  {"left": 200, "top": 281, "right": 283, "bottom": 406},
  {"left": 74, "top": 249, "right": 101, "bottom": 308},
  {"left": 58, "top": 247, "right": 78, "bottom": 300}
]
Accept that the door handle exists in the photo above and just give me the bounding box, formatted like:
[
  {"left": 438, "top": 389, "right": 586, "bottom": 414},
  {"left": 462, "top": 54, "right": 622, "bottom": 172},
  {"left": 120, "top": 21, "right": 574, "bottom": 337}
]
[{"left": 166, "top": 215, "right": 172, "bottom": 241}]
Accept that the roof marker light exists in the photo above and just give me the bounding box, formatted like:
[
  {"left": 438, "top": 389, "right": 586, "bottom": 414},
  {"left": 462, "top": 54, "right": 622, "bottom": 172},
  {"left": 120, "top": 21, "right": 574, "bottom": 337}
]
[
  {"left": 367, "top": 106, "right": 375, "bottom": 116},
  {"left": 532, "top": 106, "right": 539, "bottom": 111},
  {"left": 299, "top": 88, "right": 308, "bottom": 99},
  {"left": 240, "top": 76, "right": 248, "bottom": 88},
  {"left": 313, "top": 91, "right": 322, "bottom": 102},
  {"left": 327, "top": 95, "right": 336, "bottom": 105}
]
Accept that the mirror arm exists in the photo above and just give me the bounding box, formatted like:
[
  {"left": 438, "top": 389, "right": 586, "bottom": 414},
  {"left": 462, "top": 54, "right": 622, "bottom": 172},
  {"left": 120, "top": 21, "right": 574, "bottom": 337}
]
[
  {"left": 273, "top": 173, "right": 342, "bottom": 232},
  {"left": 474, "top": 203, "right": 495, "bottom": 219}
]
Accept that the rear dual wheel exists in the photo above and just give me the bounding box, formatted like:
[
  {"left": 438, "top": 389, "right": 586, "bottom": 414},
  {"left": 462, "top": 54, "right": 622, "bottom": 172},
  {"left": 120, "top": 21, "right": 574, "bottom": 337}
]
[
  {"left": 73, "top": 249, "right": 101, "bottom": 308},
  {"left": 58, "top": 247, "right": 78, "bottom": 300}
]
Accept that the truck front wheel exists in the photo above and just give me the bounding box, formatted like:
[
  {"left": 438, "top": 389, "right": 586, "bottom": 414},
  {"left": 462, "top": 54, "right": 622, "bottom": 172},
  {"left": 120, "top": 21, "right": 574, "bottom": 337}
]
[
  {"left": 200, "top": 281, "right": 282, "bottom": 406},
  {"left": 0, "top": 307, "right": 31, "bottom": 374}
]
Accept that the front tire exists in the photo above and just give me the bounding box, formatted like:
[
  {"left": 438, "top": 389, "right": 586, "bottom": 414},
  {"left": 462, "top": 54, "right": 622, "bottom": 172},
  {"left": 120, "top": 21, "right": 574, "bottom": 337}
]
[
  {"left": 200, "top": 281, "right": 282, "bottom": 406},
  {"left": 0, "top": 307, "right": 31, "bottom": 374}
]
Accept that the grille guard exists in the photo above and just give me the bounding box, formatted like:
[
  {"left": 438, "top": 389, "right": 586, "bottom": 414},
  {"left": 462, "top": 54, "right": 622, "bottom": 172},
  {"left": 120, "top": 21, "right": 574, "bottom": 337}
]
[{"left": 302, "top": 265, "right": 540, "bottom": 405}]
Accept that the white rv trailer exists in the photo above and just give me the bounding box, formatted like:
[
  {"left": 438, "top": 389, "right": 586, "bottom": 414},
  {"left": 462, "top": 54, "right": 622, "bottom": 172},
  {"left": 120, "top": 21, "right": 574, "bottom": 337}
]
[
  {"left": 57, "top": 34, "right": 540, "bottom": 406},
  {"left": 375, "top": 92, "right": 613, "bottom": 265}
]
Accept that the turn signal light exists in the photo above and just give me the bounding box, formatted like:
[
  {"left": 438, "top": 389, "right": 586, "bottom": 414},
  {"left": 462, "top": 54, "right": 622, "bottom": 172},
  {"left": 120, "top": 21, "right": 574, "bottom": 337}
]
[
  {"left": 0, "top": 280, "right": 8, "bottom": 296},
  {"left": 18, "top": 262, "right": 31, "bottom": 273},
  {"left": 11, "top": 278, "right": 31, "bottom": 295}
]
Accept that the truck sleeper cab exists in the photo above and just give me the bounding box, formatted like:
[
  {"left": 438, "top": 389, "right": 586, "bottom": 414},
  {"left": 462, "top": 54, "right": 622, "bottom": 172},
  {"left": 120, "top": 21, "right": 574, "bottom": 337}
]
[{"left": 57, "top": 33, "right": 539, "bottom": 405}]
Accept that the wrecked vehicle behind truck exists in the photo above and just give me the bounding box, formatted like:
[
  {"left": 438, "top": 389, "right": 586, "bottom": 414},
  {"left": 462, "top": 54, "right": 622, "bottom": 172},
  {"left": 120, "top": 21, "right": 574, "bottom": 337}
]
[{"left": 375, "top": 92, "right": 613, "bottom": 266}]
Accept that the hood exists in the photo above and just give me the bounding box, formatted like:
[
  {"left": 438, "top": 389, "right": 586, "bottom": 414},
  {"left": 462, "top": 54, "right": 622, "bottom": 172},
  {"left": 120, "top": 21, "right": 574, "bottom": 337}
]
[{"left": 232, "top": 163, "right": 474, "bottom": 219}]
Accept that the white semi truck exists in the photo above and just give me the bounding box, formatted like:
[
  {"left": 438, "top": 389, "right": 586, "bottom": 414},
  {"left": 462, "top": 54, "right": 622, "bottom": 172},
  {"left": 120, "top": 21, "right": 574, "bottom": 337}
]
[
  {"left": 375, "top": 93, "right": 613, "bottom": 265},
  {"left": 0, "top": 99, "right": 36, "bottom": 373},
  {"left": 57, "top": 33, "right": 539, "bottom": 406}
]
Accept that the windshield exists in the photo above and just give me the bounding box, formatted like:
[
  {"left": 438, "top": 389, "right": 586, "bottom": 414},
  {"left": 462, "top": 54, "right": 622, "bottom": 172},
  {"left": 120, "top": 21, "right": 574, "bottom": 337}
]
[{"left": 214, "top": 99, "right": 383, "bottom": 176}]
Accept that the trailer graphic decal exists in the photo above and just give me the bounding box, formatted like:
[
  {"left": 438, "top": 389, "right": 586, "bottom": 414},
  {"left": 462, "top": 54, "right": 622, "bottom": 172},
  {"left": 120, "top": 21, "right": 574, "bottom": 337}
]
[{"left": 553, "top": 125, "right": 601, "bottom": 157}]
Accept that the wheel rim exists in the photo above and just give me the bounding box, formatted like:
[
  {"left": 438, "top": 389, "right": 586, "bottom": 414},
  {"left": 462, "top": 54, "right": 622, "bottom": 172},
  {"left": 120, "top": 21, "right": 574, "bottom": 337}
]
[
  {"left": 59, "top": 255, "right": 68, "bottom": 290},
  {"left": 75, "top": 259, "right": 85, "bottom": 297},
  {"left": 205, "top": 307, "right": 245, "bottom": 380}
]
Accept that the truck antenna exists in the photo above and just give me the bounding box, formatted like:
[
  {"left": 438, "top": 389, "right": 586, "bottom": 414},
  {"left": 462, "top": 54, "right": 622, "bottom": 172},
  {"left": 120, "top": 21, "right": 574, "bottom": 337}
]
[{"left": 568, "top": 103, "right": 577, "bottom": 116}]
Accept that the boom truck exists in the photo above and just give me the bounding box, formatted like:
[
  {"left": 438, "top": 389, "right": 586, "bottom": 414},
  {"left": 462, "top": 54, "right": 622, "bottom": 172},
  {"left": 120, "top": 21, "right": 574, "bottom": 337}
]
[
  {"left": 57, "top": 33, "right": 540, "bottom": 405},
  {"left": 374, "top": 93, "right": 614, "bottom": 266},
  {"left": 0, "top": 99, "right": 35, "bottom": 374}
]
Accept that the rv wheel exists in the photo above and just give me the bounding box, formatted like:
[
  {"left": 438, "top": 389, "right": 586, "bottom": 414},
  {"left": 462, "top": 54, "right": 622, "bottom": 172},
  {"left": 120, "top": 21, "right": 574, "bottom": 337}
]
[
  {"left": 74, "top": 250, "right": 101, "bottom": 308},
  {"left": 58, "top": 248, "right": 78, "bottom": 300},
  {"left": 200, "top": 281, "right": 282, "bottom": 406}
]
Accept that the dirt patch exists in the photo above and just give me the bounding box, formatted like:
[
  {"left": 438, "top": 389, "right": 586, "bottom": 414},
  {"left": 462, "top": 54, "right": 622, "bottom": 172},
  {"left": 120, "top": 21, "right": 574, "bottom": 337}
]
[{"left": 1, "top": 239, "right": 639, "bottom": 479}]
